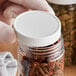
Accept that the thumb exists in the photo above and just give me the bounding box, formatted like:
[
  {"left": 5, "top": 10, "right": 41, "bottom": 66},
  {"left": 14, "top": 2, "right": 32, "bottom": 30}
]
[{"left": 9, "top": 0, "right": 55, "bottom": 15}]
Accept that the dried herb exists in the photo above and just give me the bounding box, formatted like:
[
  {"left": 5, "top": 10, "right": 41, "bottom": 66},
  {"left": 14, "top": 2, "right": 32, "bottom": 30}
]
[
  {"left": 49, "top": 4, "right": 76, "bottom": 65},
  {"left": 19, "top": 54, "right": 64, "bottom": 76}
]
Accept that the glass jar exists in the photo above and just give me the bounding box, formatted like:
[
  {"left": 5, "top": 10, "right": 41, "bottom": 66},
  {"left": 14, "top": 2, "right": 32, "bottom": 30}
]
[
  {"left": 19, "top": 37, "right": 64, "bottom": 76},
  {"left": 14, "top": 11, "right": 65, "bottom": 76},
  {"left": 47, "top": 0, "right": 76, "bottom": 65}
]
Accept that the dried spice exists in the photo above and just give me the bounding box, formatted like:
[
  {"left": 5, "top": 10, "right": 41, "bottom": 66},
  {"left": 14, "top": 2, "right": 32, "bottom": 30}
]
[
  {"left": 20, "top": 54, "right": 64, "bottom": 76},
  {"left": 19, "top": 38, "right": 65, "bottom": 76},
  {"left": 49, "top": 4, "right": 76, "bottom": 65}
]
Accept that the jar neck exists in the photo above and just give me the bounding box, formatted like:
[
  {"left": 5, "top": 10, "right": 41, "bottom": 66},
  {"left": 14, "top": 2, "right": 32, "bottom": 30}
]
[{"left": 19, "top": 37, "right": 64, "bottom": 62}]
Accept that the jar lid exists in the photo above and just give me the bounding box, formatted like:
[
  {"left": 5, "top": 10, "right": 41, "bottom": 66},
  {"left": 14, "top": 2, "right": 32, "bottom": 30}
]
[
  {"left": 47, "top": 0, "right": 76, "bottom": 5},
  {"left": 14, "top": 11, "right": 61, "bottom": 47}
]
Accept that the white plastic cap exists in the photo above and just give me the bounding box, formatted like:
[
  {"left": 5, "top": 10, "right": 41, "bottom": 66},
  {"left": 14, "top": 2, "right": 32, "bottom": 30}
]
[
  {"left": 14, "top": 11, "right": 61, "bottom": 47},
  {"left": 47, "top": 0, "right": 76, "bottom": 5}
]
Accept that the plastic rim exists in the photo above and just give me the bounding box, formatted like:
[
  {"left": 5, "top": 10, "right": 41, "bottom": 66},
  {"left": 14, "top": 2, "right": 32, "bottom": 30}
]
[
  {"left": 14, "top": 10, "right": 61, "bottom": 47},
  {"left": 47, "top": 0, "right": 76, "bottom": 5}
]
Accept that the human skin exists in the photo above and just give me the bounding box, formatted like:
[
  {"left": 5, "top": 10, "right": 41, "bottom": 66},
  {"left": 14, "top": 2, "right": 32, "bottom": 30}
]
[{"left": 0, "top": 0, "right": 55, "bottom": 43}]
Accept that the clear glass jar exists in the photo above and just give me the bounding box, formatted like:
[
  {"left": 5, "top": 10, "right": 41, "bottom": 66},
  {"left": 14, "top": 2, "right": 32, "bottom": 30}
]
[
  {"left": 14, "top": 11, "right": 65, "bottom": 76},
  {"left": 19, "top": 37, "right": 65, "bottom": 76},
  {"left": 48, "top": 0, "right": 76, "bottom": 65}
]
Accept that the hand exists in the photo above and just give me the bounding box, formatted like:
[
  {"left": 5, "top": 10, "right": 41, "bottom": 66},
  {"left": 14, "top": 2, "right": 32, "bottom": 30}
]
[{"left": 0, "top": 0, "right": 55, "bottom": 43}]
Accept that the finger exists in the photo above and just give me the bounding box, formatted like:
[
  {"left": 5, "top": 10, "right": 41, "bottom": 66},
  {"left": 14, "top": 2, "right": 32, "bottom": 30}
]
[
  {"left": 0, "top": 12, "right": 11, "bottom": 25},
  {"left": 3, "top": 4, "right": 28, "bottom": 19},
  {"left": 9, "top": 0, "right": 55, "bottom": 15},
  {"left": 0, "top": 21, "right": 16, "bottom": 43}
]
